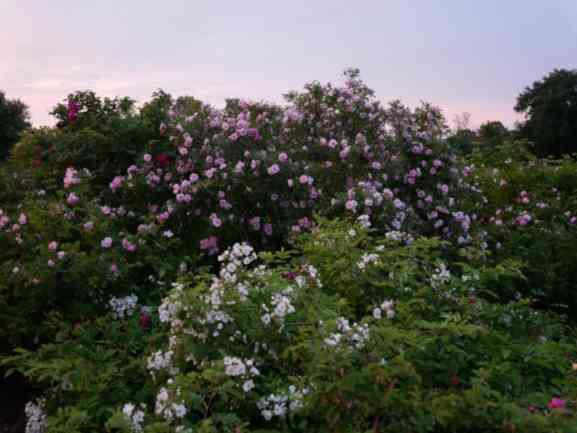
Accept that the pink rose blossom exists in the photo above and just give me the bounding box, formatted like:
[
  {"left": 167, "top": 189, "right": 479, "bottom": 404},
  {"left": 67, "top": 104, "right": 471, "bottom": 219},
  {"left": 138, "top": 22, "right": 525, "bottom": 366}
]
[
  {"left": 345, "top": 200, "right": 358, "bottom": 210},
  {"left": 122, "top": 238, "right": 137, "bottom": 252},
  {"left": 67, "top": 193, "right": 79, "bottom": 206},
  {"left": 200, "top": 236, "right": 219, "bottom": 255},
  {"left": 548, "top": 397, "right": 566, "bottom": 410},
  {"left": 110, "top": 176, "right": 124, "bottom": 192}
]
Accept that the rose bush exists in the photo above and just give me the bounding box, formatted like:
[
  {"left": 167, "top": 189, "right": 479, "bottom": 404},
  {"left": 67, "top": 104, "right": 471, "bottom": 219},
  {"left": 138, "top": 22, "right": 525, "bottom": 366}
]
[
  {"left": 5, "top": 219, "right": 577, "bottom": 433},
  {"left": 2, "top": 70, "right": 577, "bottom": 432},
  {"left": 1, "top": 70, "right": 484, "bottom": 349}
]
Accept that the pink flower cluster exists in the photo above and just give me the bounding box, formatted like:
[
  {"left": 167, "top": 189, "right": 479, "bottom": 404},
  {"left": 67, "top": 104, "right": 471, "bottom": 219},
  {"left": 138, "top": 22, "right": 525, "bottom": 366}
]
[{"left": 79, "top": 70, "right": 479, "bottom": 259}]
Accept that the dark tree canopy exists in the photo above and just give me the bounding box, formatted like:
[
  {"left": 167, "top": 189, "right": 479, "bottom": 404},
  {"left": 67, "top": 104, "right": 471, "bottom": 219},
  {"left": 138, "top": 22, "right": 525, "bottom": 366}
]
[
  {"left": 515, "top": 68, "right": 577, "bottom": 157},
  {"left": 50, "top": 90, "right": 137, "bottom": 130},
  {"left": 479, "top": 121, "right": 508, "bottom": 141},
  {"left": 478, "top": 120, "right": 509, "bottom": 148},
  {"left": 0, "top": 91, "right": 31, "bottom": 160}
]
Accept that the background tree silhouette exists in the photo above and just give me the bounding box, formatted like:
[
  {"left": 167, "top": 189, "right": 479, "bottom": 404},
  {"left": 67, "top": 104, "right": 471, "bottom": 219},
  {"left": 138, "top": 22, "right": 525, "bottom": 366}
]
[
  {"left": 0, "top": 91, "right": 30, "bottom": 161},
  {"left": 515, "top": 68, "right": 577, "bottom": 157}
]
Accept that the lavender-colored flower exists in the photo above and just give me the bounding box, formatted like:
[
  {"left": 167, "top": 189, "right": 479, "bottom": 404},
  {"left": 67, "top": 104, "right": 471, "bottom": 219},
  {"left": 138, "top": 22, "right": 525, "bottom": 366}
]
[
  {"left": 122, "top": 238, "right": 137, "bottom": 253},
  {"left": 267, "top": 164, "right": 280, "bottom": 175},
  {"left": 66, "top": 193, "right": 79, "bottom": 206},
  {"left": 210, "top": 214, "right": 222, "bottom": 228}
]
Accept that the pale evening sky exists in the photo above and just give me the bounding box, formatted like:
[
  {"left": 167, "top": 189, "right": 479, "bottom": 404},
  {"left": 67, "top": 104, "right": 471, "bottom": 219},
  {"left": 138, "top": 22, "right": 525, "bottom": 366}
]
[{"left": 1, "top": 0, "right": 576, "bottom": 128}]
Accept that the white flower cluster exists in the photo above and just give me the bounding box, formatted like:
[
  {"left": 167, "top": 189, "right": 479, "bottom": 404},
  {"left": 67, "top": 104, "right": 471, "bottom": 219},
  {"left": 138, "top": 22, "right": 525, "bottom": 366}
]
[
  {"left": 357, "top": 253, "right": 380, "bottom": 270},
  {"left": 122, "top": 403, "right": 146, "bottom": 432},
  {"left": 25, "top": 399, "right": 47, "bottom": 433},
  {"left": 304, "top": 264, "right": 322, "bottom": 287},
  {"left": 384, "top": 230, "right": 413, "bottom": 243},
  {"left": 109, "top": 294, "right": 138, "bottom": 319},
  {"left": 196, "top": 243, "right": 260, "bottom": 337},
  {"left": 158, "top": 282, "right": 184, "bottom": 327},
  {"left": 261, "top": 289, "right": 296, "bottom": 327},
  {"left": 431, "top": 263, "right": 451, "bottom": 287},
  {"left": 223, "top": 356, "right": 260, "bottom": 393},
  {"left": 324, "top": 317, "right": 370, "bottom": 349},
  {"left": 357, "top": 214, "right": 372, "bottom": 228},
  {"left": 294, "top": 264, "right": 322, "bottom": 289},
  {"left": 257, "top": 386, "right": 309, "bottom": 421},
  {"left": 372, "top": 299, "right": 395, "bottom": 320},
  {"left": 217, "top": 242, "right": 258, "bottom": 282},
  {"left": 155, "top": 387, "right": 187, "bottom": 421},
  {"left": 147, "top": 350, "right": 178, "bottom": 376}
]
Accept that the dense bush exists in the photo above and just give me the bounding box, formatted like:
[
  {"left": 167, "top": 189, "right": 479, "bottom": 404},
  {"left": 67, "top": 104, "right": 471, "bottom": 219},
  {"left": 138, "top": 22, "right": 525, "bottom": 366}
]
[
  {"left": 464, "top": 143, "right": 577, "bottom": 313},
  {"left": 5, "top": 219, "right": 577, "bottom": 432},
  {"left": 2, "top": 70, "right": 577, "bottom": 433},
  {"left": 1, "top": 70, "right": 484, "bottom": 350}
]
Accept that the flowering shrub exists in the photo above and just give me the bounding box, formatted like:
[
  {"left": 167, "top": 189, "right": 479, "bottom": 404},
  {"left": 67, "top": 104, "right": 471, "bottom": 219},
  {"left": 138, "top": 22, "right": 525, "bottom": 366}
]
[
  {"left": 115, "top": 69, "right": 478, "bottom": 252},
  {"left": 3, "top": 70, "right": 577, "bottom": 432},
  {"left": 6, "top": 219, "right": 577, "bottom": 433},
  {"left": 463, "top": 143, "right": 577, "bottom": 313},
  {"left": 1, "top": 70, "right": 484, "bottom": 350}
]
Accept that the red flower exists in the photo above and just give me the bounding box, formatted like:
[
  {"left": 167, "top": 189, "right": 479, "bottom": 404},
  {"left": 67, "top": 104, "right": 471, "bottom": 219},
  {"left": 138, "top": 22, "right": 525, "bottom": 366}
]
[
  {"left": 450, "top": 375, "right": 460, "bottom": 386},
  {"left": 139, "top": 311, "right": 151, "bottom": 330},
  {"left": 155, "top": 153, "right": 170, "bottom": 168}
]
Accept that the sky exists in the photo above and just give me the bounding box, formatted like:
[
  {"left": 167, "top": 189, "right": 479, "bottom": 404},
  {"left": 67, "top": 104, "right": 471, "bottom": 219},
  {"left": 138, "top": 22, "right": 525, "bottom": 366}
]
[{"left": 1, "top": 0, "right": 576, "bottom": 128}]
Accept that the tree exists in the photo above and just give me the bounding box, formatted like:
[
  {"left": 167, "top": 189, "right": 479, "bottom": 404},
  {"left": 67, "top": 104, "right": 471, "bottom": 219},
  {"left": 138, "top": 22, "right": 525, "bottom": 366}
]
[
  {"left": 50, "top": 90, "right": 137, "bottom": 130},
  {"left": 447, "top": 128, "right": 476, "bottom": 155},
  {"left": 478, "top": 121, "right": 509, "bottom": 148},
  {"left": 452, "top": 112, "right": 471, "bottom": 131},
  {"left": 479, "top": 121, "right": 508, "bottom": 141},
  {"left": 515, "top": 69, "right": 577, "bottom": 157},
  {"left": 446, "top": 112, "right": 475, "bottom": 154},
  {"left": 0, "top": 91, "right": 31, "bottom": 160}
]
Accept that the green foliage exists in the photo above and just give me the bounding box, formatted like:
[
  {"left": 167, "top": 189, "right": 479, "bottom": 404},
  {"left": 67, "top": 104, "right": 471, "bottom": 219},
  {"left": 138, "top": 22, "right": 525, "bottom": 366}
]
[
  {"left": 50, "top": 91, "right": 137, "bottom": 130},
  {"left": 465, "top": 144, "right": 577, "bottom": 315},
  {"left": 0, "top": 90, "right": 31, "bottom": 161},
  {"left": 6, "top": 219, "right": 577, "bottom": 432},
  {"left": 3, "top": 71, "right": 577, "bottom": 433},
  {"left": 447, "top": 128, "right": 476, "bottom": 155},
  {"left": 477, "top": 121, "right": 510, "bottom": 151},
  {"left": 478, "top": 121, "right": 509, "bottom": 143},
  {"left": 515, "top": 68, "right": 577, "bottom": 158}
]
